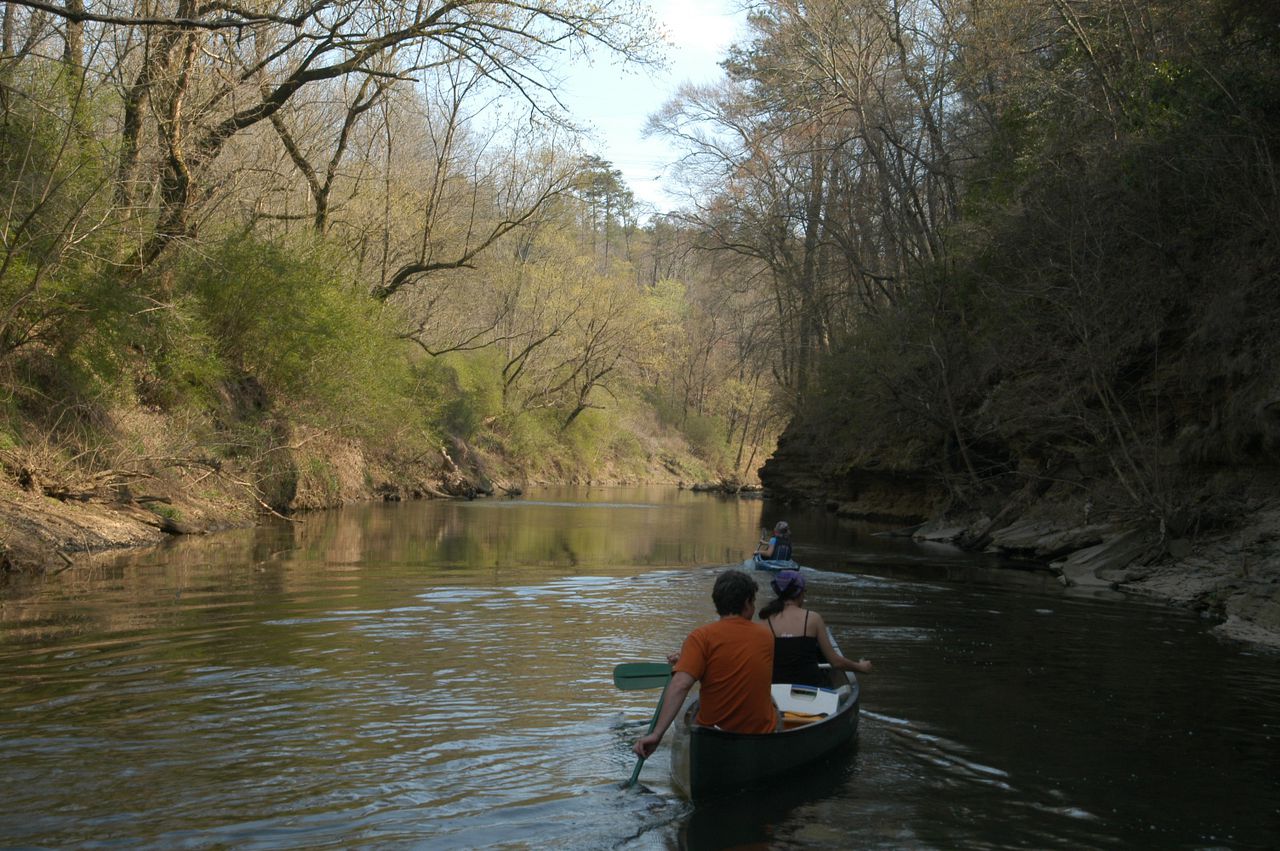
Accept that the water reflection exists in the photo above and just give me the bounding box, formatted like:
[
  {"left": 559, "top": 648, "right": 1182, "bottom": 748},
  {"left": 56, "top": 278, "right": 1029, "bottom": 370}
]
[
  {"left": 679, "top": 750, "right": 857, "bottom": 850},
  {"left": 1, "top": 487, "right": 1278, "bottom": 850}
]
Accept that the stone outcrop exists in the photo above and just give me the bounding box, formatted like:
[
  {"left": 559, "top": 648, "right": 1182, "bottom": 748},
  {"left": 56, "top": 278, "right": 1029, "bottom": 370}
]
[
  {"left": 761, "top": 432, "right": 1280, "bottom": 649},
  {"left": 759, "top": 424, "right": 948, "bottom": 524}
]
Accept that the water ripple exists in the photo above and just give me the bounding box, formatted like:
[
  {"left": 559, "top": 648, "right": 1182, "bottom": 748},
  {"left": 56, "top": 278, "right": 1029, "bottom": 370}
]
[{"left": 2, "top": 490, "right": 1279, "bottom": 850}]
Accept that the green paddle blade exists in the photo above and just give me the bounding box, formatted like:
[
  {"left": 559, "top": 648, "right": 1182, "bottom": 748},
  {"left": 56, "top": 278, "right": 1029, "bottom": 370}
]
[{"left": 613, "top": 662, "right": 671, "bottom": 690}]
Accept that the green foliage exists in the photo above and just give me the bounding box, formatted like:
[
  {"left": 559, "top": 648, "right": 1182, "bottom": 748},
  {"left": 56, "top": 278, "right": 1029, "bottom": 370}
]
[
  {"left": 177, "top": 232, "right": 413, "bottom": 438},
  {"left": 0, "top": 23, "right": 757, "bottom": 496},
  {"left": 299, "top": 456, "right": 341, "bottom": 502},
  {"left": 152, "top": 504, "right": 181, "bottom": 522},
  {"left": 560, "top": 407, "right": 611, "bottom": 466},
  {"left": 639, "top": 387, "right": 731, "bottom": 469},
  {"left": 0, "top": 64, "right": 122, "bottom": 381},
  {"left": 134, "top": 295, "right": 229, "bottom": 411},
  {"left": 564, "top": 405, "right": 666, "bottom": 474},
  {"left": 407, "top": 356, "right": 457, "bottom": 445},
  {"left": 434, "top": 350, "right": 504, "bottom": 440},
  {"left": 606, "top": 425, "right": 645, "bottom": 469},
  {"left": 643, "top": 389, "right": 684, "bottom": 431},
  {"left": 801, "top": 0, "right": 1280, "bottom": 514},
  {"left": 495, "top": 408, "right": 561, "bottom": 477},
  {"left": 680, "top": 411, "right": 730, "bottom": 467},
  {"left": 0, "top": 66, "right": 112, "bottom": 258}
]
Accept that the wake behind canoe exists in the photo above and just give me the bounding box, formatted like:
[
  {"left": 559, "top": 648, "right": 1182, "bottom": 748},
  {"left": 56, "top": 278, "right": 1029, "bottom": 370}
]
[{"left": 746, "top": 554, "right": 799, "bottom": 572}]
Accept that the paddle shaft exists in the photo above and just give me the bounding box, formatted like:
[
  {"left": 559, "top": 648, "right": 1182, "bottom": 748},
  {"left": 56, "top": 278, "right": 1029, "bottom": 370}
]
[
  {"left": 612, "top": 661, "right": 672, "bottom": 788},
  {"left": 624, "top": 681, "right": 668, "bottom": 788}
]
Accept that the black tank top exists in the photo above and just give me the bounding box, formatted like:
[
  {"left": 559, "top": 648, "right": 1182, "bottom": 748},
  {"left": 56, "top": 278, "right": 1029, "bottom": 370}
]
[{"left": 768, "top": 611, "right": 825, "bottom": 687}]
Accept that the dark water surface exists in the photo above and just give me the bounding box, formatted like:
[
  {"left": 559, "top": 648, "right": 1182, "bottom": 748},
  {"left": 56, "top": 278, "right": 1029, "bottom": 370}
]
[{"left": 2, "top": 487, "right": 1277, "bottom": 849}]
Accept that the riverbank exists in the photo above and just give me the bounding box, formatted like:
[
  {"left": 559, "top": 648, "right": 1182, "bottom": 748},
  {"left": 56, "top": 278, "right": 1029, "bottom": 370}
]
[
  {"left": 1117, "top": 509, "right": 1280, "bottom": 649},
  {"left": 760, "top": 430, "right": 1280, "bottom": 650},
  {"left": 0, "top": 422, "right": 463, "bottom": 573},
  {"left": 9, "top": 429, "right": 1275, "bottom": 653},
  {"left": 0, "top": 410, "right": 730, "bottom": 574},
  {"left": 911, "top": 498, "right": 1280, "bottom": 650}
]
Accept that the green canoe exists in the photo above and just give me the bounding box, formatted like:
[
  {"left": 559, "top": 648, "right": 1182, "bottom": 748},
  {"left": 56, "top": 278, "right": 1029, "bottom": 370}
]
[{"left": 669, "top": 633, "right": 861, "bottom": 799}]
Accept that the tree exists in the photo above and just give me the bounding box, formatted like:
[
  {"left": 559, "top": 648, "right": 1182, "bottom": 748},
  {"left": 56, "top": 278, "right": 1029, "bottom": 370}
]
[
  {"left": 266, "top": 71, "right": 393, "bottom": 234},
  {"left": 572, "top": 155, "right": 636, "bottom": 268},
  {"left": 5, "top": 0, "right": 660, "bottom": 271}
]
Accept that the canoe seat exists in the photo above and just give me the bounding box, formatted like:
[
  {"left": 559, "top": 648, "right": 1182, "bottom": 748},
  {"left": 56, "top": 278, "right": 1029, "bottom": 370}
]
[{"left": 771, "top": 683, "right": 839, "bottom": 720}]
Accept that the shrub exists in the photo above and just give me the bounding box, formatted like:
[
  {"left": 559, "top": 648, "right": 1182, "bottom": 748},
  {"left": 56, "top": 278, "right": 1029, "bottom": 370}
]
[
  {"left": 177, "top": 232, "right": 413, "bottom": 439},
  {"left": 681, "top": 411, "right": 730, "bottom": 468},
  {"left": 0, "top": 64, "right": 119, "bottom": 370},
  {"left": 434, "top": 350, "right": 503, "bottom": 441}
]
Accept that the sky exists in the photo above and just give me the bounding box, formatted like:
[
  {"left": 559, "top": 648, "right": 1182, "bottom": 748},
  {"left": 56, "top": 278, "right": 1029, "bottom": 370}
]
[{"left": 556, "top": 0, "right": 748, "bottom": 213}]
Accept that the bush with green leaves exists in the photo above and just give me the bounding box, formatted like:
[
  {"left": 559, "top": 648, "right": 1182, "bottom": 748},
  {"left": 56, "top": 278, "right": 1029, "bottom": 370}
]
[
  {"left": 0, "top": 63, "right": 129, "bottom": 412},
  {"left": 493, "top": 407, "right": 562, "bottom": 478},
  {"left": 177, "top": 232, "right": 413, "bottom": 439},
  {"left": 432, "top": 350, "right": 503, "bottom": 441}
]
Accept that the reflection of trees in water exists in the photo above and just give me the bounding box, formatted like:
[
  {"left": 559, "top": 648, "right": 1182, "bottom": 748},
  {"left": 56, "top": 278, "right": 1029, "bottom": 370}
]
[
  {"left": 0, "top": 488, "right": 811, "bottom": 659},
  {"left": 261, "top": 487, "right": 774, "bottom": 573}
]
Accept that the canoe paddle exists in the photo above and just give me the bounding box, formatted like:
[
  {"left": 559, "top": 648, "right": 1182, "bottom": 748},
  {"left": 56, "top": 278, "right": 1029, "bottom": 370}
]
[
  {"left": 613, "top": 662, "right": 671, "bottom": 691},
  {"left": 613, "top": 662, "right": 671, "bottom": 788}
]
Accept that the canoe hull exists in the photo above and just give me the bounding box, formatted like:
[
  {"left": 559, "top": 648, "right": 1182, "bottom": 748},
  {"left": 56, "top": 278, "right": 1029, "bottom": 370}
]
[
  {"left": 670, "top": 666, "right": 859, "bottom": 799},
  {"left": 746, "top": 555, "right": 799, "bottom": 572}
]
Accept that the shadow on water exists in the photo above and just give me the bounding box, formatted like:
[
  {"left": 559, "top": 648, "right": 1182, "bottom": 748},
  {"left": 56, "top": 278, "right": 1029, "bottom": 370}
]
[{"left": 678, "top": 744, "right": 857, "bottom": 851}]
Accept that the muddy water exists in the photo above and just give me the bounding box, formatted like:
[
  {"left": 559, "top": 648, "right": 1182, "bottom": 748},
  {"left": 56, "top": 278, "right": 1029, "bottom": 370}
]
[{"left": 1, "top": 487, "right": 1277, "bottom": 849}]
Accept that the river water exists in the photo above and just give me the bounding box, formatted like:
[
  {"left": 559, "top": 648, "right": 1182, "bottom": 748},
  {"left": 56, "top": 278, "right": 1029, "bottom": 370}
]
[{"left": 1, "top": 486, "right": 1277, "bottom": 849}]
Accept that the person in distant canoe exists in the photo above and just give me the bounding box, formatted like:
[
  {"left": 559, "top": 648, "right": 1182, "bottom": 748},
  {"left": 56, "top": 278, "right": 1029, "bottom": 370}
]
[
  {"left": 755, "top": 520, "right": 793, "bottom": 561},
  {"left": 759, "top": 569, "right": 872, "bottom": 687},
  {"left": 633, "top": 570, "right": 776, "bottom": 759}
]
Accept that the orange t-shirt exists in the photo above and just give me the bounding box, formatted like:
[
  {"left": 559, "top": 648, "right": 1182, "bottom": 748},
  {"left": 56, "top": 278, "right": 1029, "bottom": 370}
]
[{"left": 675, "top": 615, "right": 775, "bottom": 734}]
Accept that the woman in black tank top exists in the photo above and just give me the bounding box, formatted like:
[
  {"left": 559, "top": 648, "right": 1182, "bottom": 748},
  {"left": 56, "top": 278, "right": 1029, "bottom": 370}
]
[
  {"left": 767, "top": 608, "right": 826, "bottom": 687},
  {"left": 758, "top": 570, "right": 873, "bottom": 686}
]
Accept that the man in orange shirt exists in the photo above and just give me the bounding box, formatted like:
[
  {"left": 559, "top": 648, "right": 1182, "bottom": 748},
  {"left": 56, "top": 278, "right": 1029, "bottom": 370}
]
[{"left": 633, "top": 570, "right": 776, "bottom": 759}]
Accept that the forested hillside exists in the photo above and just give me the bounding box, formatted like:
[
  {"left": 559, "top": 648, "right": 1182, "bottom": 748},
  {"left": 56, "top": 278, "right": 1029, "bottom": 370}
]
[
  {"left": 644, "top": 0, "right": 1279, "bottom": 529},
  {"left": 642, "top": 0, "right": 1278, "bottom": 635},
  {"left": 0, "top": 1, "right": 796, "bottom": 568}
]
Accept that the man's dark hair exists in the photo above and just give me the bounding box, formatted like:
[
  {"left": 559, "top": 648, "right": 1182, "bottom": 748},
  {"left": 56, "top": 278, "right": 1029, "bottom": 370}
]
[{"left": 712, "top": 569, "right": 758, "bottom": 615}]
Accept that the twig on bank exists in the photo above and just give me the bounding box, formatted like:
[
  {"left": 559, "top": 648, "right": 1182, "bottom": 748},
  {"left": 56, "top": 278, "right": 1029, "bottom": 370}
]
[{"left": 229, "top": 478, "right": 299, "bottom": 522}]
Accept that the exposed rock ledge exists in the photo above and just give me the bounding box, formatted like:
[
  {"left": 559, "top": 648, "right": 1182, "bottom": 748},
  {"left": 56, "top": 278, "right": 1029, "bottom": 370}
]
[
  {"left": 760, "top": 426, "right": 1280, "bottom": 650},
  {"left": 914, "top": 503, "right": 1280, "bottom": 650}
]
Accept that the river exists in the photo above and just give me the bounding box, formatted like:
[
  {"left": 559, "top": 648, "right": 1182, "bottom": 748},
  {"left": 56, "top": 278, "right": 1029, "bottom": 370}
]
[{"left": 1, "top": 486, "right": 1277, "bottom": 849}]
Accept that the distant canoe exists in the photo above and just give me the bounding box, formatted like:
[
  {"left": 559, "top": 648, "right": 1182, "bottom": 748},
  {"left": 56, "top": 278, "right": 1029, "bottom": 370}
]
[
  {"left": 746, "top": 555, "right": 799, "bottom": 572},
  {"left": 669, "top": 634, "right": 860, "bottom": 799}
]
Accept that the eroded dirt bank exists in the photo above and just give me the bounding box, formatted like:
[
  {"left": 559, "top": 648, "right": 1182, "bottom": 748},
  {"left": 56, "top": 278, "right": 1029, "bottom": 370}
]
[
  {"left": 0, "top": 426, "right": 722, "bottom": 576},
  {"left": 0, "top": 428, "right": 513, "bottom": 575}
]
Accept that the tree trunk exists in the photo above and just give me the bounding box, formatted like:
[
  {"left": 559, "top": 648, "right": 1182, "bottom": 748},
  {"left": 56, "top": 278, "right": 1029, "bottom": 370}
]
[{"left": 62, "top": 0, "right": 82, "bottom": 71}]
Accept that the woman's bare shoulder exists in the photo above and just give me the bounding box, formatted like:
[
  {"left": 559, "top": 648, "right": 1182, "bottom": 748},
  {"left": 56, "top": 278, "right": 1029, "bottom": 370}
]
[{"left": 806, "top": 608, "right": 827, "bottom": 634}]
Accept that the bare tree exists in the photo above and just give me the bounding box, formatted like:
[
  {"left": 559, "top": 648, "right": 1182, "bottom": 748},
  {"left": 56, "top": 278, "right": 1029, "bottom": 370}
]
[
  {"left": 267, "top": 71, "right": 392, "bottom": 234},
  {"left": 9, "top": 0, "right": 659, "bottom": 271}
]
